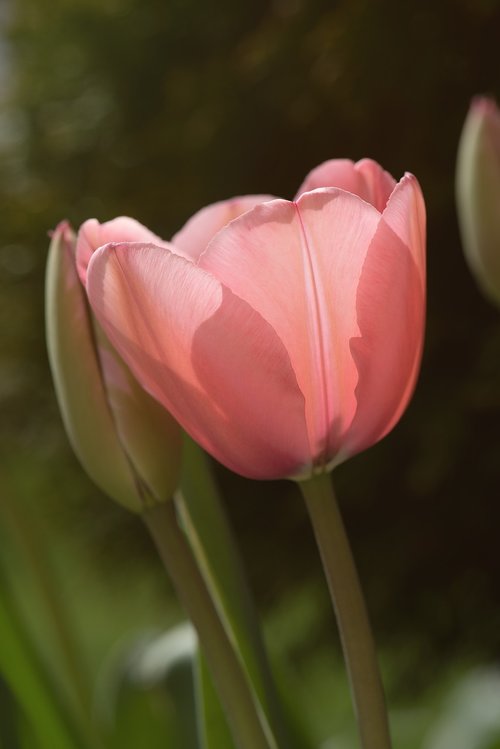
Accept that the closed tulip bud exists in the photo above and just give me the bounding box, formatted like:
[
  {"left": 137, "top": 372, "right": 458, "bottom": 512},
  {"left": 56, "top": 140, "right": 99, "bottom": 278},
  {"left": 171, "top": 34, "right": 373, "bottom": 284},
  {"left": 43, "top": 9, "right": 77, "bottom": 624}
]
[
  {"left": 46, "top": 221, "right": 182, "bottom": 512},
  {"left": 456, "top": 97, "right": 500, "bottom": 306}
]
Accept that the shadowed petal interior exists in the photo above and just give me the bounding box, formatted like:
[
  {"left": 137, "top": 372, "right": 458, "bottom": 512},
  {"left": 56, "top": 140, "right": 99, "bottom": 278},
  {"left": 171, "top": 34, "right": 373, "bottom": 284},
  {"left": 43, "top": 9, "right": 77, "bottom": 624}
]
[
  {"left": 172, "top": 195, "right": 275, "bottom": 260},
  {"left": 296, "top": 158, "right": 396, "bottom": 213}
]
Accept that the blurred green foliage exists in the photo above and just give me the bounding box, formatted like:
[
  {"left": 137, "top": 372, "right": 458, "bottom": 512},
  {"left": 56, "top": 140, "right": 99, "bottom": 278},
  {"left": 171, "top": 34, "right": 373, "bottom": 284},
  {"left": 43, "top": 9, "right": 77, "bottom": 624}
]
[{"left": 2, "top": 0, "right": 500, "bottom": 744}]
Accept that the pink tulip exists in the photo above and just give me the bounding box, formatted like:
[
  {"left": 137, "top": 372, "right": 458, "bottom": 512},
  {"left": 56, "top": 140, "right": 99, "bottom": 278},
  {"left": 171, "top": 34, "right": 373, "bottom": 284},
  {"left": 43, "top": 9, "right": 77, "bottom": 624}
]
[{"left": 85, "top": 159, "right": 426, "bottom": 480}]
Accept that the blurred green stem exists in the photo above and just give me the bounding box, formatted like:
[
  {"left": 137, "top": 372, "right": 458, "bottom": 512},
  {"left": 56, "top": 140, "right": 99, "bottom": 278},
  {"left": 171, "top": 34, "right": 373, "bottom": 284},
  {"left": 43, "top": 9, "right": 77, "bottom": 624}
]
[
  {"left": 0, "top": 495, "right": 91, "bottom": 723},
  {"left": 0, "top": 568, "right": 87, "bottom": 749},
  {"left": 299, "top": 473, "right": 392, "bottom": 749},
  {"left": 176, "top": 436, "right": 288, "bottom": 748},
  {"left": 143, "top": 500, "right": 276, "bottom": 749}
]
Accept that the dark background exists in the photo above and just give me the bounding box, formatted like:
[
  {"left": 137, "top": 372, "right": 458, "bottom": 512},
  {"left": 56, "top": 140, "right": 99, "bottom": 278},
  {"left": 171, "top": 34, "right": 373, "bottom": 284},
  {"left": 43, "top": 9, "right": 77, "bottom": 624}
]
[{"left": 1, "top": 0, "right": 500, "bottom": 720}]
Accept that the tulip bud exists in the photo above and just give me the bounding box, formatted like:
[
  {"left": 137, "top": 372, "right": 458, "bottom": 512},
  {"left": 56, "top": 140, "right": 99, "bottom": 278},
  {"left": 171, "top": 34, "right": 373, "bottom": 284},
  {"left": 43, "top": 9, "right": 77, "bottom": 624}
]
[
  {"left": 45, "top": 222, "right": 182, "bottom": 512},
  {"left": 456, "top": 97, "right": 500, "bottom": 306}
]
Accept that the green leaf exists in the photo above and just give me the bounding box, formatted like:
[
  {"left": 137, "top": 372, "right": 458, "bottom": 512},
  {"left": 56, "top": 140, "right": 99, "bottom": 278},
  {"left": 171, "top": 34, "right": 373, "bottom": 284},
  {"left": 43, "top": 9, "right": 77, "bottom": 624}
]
[
  {"left": 0, "top": 576, "right": 83, "bottom": 749},
  {"left": 0, "top": 485, "right": 92, "bottom": 726},
  {"left": 0, "top": 677, "right": 22, "bottom": 749},
  {"left": 195, "top": 651, "right": 235, "bottom": 749},
  {"left": 176, "top": 436, "right": 289, "bottom": 749},
  {"left": 95, "top": 623, "right": 200, "bottom": 749}
]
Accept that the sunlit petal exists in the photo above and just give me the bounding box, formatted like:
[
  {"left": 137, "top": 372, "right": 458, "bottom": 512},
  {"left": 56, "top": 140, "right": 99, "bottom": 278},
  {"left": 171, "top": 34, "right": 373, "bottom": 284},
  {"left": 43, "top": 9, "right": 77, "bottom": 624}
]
[{"left": 87, "top": 242, "right": 310, "bottom": 478}]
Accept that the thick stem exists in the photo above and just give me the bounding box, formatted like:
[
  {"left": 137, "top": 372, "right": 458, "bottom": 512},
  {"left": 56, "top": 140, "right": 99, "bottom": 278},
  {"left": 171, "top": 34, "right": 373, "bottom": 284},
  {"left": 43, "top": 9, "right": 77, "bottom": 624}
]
[
  {"left": 176, "top": 436, "right": 288, "bottom": 748},
  {"left": 299, "top": 474, "right": 392, "bottom": 749},
  {"left": 143, "top": 500, "right": 276, "bottom": 749}
]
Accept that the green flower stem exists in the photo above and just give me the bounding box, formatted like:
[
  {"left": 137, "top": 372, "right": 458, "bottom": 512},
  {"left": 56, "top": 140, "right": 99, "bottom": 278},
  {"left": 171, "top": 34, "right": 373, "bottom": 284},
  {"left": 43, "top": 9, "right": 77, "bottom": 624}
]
[
  {"left": 176, "top": 436, "right": 287, "bottom": 748},
  {"left": 143, "top": 500, "right": 276, "bottom": 749},
  {"left": 299, "top": 473, "right": 392, "bottom": 749}
]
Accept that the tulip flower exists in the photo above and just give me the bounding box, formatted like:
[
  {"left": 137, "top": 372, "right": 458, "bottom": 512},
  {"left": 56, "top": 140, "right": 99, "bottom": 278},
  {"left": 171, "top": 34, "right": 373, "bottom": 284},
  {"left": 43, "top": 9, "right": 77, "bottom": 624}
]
[
  {"left": 46, "top": 221, "right": 182, "bottom": 512},
  {"left": 456, "top": 97, "right": 500, "bottom": 307},
  {"left": 85, "top": 159, "right": 426, "bottom": 481}
]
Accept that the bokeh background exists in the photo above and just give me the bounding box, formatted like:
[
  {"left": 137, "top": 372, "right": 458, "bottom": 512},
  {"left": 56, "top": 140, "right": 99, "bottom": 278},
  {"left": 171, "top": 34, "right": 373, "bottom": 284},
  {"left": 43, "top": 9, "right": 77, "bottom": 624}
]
[{"left": 1, "top": 0, "right": 500, "bottom": 746}]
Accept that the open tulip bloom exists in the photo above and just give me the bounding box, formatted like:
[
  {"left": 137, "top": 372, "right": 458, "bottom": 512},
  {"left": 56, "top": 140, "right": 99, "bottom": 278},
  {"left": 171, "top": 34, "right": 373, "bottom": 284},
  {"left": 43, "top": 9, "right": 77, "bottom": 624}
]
[
  {"left": 84, "top": 158, "right": 426, "bottom": 482},
  {"left": 49, "top": 158, "right": 426, "bottom": 749}
]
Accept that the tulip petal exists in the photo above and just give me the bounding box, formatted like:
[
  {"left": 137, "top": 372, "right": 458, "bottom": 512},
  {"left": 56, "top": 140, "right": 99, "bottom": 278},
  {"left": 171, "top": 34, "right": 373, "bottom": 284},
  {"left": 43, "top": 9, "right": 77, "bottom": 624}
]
[
  {"left": 354, "top": 158, "right": 398, "bottom": 212},
  {"left": 296, "top": 159, "right": 365, "bottom": 200},
  {"left": 199, "top": 190, "right": 382, "bottom": 464},
  {"left": 296, "top": 158, "right": 396, "bottom": 212},
  {"left": 76, "top": 217, "right": 166, "bottom": 285},
  {"left": 172, "top": 195, "right": 275, "bottom": 260},
  {"left": 345, "top": 174, "right": 426, "bottom": 457},
  {"left": 87, "top": 243, "right": 310, "bottom": 479},
  {"left": 381, "top": 172, "right": 426, "bottom": 285},
  {"left": 91, "top": 320, "right": 182, "bottom": 506}
]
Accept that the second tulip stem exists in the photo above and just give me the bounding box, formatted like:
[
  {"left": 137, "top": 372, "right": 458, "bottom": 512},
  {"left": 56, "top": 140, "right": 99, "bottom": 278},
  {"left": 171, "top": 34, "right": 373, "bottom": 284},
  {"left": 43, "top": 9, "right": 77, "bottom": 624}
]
[{"left": 299, "top": 473, "right": 392, "bottom": 749}]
